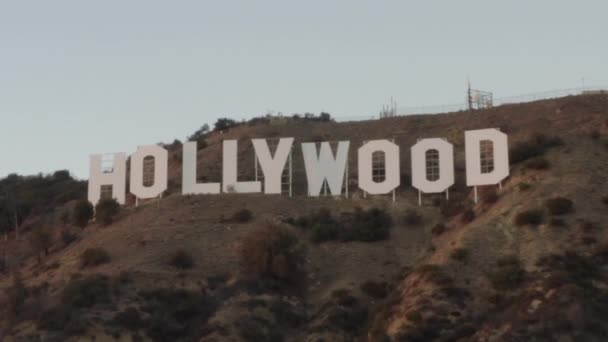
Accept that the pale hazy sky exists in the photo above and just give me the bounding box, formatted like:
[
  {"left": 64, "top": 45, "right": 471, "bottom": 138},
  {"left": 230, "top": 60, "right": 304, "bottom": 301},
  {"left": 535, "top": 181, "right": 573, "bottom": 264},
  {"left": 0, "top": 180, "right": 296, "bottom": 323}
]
[{"left": 1, "top": 1, "right": 607, "bottom": 178}]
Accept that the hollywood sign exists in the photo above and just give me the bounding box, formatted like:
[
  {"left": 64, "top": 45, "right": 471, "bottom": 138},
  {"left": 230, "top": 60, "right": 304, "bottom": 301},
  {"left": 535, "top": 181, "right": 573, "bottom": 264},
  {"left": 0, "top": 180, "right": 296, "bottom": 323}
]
[{"left": 88, "top": 128, "right": 508, "bottom": 205}]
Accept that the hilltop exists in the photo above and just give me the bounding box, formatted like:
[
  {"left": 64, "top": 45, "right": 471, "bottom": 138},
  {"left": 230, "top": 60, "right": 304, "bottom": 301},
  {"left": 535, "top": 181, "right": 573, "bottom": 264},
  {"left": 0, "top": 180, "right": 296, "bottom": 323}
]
[{"left": 1, "top": 94, "right": 608, "bottom": 341}]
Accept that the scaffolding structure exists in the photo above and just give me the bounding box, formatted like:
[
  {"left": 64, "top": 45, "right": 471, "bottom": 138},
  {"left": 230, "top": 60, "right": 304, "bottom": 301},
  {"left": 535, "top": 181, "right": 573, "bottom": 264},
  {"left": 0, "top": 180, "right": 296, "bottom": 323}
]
[{"left": 467, "top": 82, "right": 493, "bottom": 110}]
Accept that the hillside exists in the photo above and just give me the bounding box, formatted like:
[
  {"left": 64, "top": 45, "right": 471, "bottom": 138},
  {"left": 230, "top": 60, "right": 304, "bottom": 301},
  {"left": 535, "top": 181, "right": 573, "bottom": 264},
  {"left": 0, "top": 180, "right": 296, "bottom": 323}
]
[{"left": 2, "top": 94, "right": 608, "bottom": 342}]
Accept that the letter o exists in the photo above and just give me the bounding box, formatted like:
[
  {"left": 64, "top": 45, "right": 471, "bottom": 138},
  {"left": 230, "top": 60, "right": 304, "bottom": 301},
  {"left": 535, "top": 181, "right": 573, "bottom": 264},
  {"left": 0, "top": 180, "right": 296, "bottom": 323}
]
[{"left": 358, "top": 140, "right": 400, "bottom": 194}]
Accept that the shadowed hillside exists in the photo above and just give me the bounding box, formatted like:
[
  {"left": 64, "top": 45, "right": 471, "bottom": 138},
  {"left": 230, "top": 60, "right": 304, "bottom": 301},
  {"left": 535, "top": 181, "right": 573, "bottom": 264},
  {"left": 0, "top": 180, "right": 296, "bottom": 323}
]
[{"left": 1, "top": 94, "right": 608, "bottom": 341}]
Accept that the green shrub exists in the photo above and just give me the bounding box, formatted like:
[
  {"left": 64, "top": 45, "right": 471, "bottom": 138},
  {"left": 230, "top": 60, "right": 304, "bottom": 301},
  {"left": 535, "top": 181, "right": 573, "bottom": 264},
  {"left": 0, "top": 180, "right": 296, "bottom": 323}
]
[
  {"left": 61, "top": 274, "right": 112, "bottom": 308},
  {"left": 111, "top": 307, "right": 143, "bottom": 330},
  {"left": 309, "top": 207, "right": 392, "bottom": 243},
  {"left": 80, "top": 247, "right": 111, "bottom": 268},
  {"left": 482, "top": 189, "right": 499, "bottom": 204},
  {"left": 510, "top": 134, "right": 562, "bottom": 164},
  {"left": 342, "top": 207, "right": 392, "bottom": 242},
  {"left": 487, "top": 256, "right": 525, "bottom": 291},
  {"left": 29, "top": 227, "right": 53, "bottom": 263},
  {"left": 61, "top": 229, "right": 78, "bottom": 246},
  {"left": 514, "top": 209, "right": 544, "bottom": 226},
  {"left": 139, "top": 288, "right": 217, "bottom": 342},
  {"left": 440, "top": 200, "right": 465, "bottom": 218},
  {"left": 296, "top": 208, "right": 338, "bottom": 227},
  {"left": 518, "top": 183, "right": 531, "bottom": 191},
  {"left": 311, "top": 222, "right": 341, "bottom": 243},
  {"left": 525, "top": 157, "right": 550, "bottom": 170},
  {"left": 72, "top": 199, "right": 94, "bottom": 228},
  {"left": 360, "top": 280, "right": 389, "bottom": 299},
  {"left": 415, "top": 264, "right": 453, "bottom": 285},
  {"left": 581, "top": 236, "right": 597, "bottom": 245},
  {"left": 460, "top": 209, "right": 475, "bottom": 224},
  {"left": 168, "top": 249, "right": 195, "bottom": 269},
  {"left": 406, "top": 311, "right": 422, "bottom": 323},
  {"left": 95, "top": 198, "right": 120, "bottom": 225},
  {"left": 431, "top": 223, "right": 446, "bottom": 236},
  {"left": 450, "top": 248, "right": 469, "bottom": 262},
  {"left": 545, "top": 197, "right": 574, "bottom": 215},
  {"left": 239, "top": 224, "right": 304, "bottom": 282},
  {"left": 214, "top": 118, "right": 238, "bottom": 131},
  {"left": 403, "top": 209, "right": 422, "bottom": 225},
  {"left": 579, "top": 220, "right": 594, "bottom": 232},
  {"left": 232, "top": 209, "right": 253, "bottom": 223},
  {"left": 6, "top": 272, "right": 28, "bottom": 318}
]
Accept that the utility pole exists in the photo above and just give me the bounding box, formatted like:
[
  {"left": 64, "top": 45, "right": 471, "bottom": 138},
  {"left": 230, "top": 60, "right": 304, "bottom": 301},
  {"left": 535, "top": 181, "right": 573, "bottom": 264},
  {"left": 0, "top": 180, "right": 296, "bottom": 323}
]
[{"left": 467, "top": 78, "right": 473, "bottom": 111}]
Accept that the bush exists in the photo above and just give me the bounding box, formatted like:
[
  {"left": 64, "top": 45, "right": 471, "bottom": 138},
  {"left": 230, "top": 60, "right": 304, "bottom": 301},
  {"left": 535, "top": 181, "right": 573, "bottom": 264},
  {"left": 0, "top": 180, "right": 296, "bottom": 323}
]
[
  {"left": 514, "top": 209, "right": 544, "bottom": 226},
  {"left": 518, "top": 182, "right": 531, "bottom": 191},
  {"left": 525, "top": 157, "right": 550, "bottom": 170},
  {"left": 61, "top": 274, "right": 112, "bottom": 308},
  {"left": 581, "top": 236, "right": 597, "bottom": 246},
  {"left": 80, "top": 248, "right": 111, "bottom": 268},
  {"left": 482, "top": 189, "right": 499, "bottom": 204},
  {"left": 360, "top": 280, "right": 389, "bottom": 299},
  {"left": 214, "top": 118, "right": 238, "bottom": 131},
  {"left": 232, "top": 209, "right": 253, "bottom": 223},
  {"left": 29, "top": 227, "right": 53, "bottom": 263},
  {"left": 61, "top": 229, "right": 78, "bottom": 246},
  {"left": 168, "top": 249, "right": 195, "bottom": 269},
  {"left": 431, "top": 223, "right": 446, "bottom": 236},
  {"left": 510, "top": 134, "right": 562, "bottom": 164},
  {"left": 95, "top": 198, "right": 120, "bottom": 225},
  {"left": 342, "top": 207, "right": 392, "bottom": 242},
  {"left": 6, "top": 272, "right": 28, "bottom": 318},
  {"left": 311, "top": 222, "right": 341, "bottom": 243},
  {"left": 579, "top": 220, "right": 594, "bottom": 232},
  {"left": 239, "top": 224, "right": 304, "bottom": 282},
  {"left": 139, "top": 288, "right": 217, "bottom": 342},
  {"left": 406, "top": 311, "right": 422, "bottom": 323},
  {"left": 545, "top": 197, "right": 574, "bottom": 215},
  {"left": 309, "top": 207, "right": 392, "bottom": 243},
  {"left": 111, "top": 307, "right": 143, "bottom": 330},
  {"left": 403, "top": 209, "right": 422, "bottom": 225},
  {"left": 450, "top": 248, "right": 469, "bottom": 262},
  {"left": 440, "top": 200, "right": 465, "bottom": 218},
  {"left": 549, "top": 218, "right": 566, "bottom": 227},
  {"left": 460, "top": 209, "right": 475, "bottom": 224},
  {"left": 487, "top": 256, "right": 525, "bottom": 291},
  {"left": 72, "top": 200, "right": 94, "bottom": 228}
]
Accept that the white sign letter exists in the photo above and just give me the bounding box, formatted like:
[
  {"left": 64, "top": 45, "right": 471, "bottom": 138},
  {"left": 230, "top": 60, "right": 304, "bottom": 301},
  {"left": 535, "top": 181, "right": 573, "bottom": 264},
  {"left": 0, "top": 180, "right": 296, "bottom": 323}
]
[
  {"left": 223, "top": 140, "right": 262, "bottom": 193},
  {"left": 301, "top": 141, "right": 350, "bottom": 196},
  {"left": 358, "top": 140, "right": 400, "bottom": 194},
  {"left": 130, "top": 145, "right": 168, "bottom": 199},
  {"left": 88, "top": 153, "right": 127, "bottom": 205},
  {"left": 411, "top": 138, "right": 454, "bottom": 193},
  {"left": 252, "top": 138, "right": 294, "bottom": 194},
  {"left": 465, "top": 128, "right": 509, "bottom": 186},
  {"left": 182, "top": 141, "right": 221, "bottom": 195}
]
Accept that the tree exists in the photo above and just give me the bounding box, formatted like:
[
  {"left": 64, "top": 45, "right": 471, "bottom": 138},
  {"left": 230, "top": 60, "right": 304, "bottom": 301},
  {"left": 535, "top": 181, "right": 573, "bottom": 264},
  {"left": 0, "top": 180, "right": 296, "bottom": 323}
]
[
  {"left": 72, "top": 200, "right": 94, "bottom": 228},
  {"left": 214, "top": 118, "right": 237, "bottom": 131},
  {"left": 29, "top": 227, "right": 53, "bottom": 264},
  {"left": 239, "top": 224, "right": 304, "bottom": 283},
  {"left": 95, "top": 198, "right": 120, "bottom": 226},
  {"left": 6, "top": 271, "right": 27, "bottom": 318},
  {"left": 319, "top": 112, "right": 332, "bottom": 122}
]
